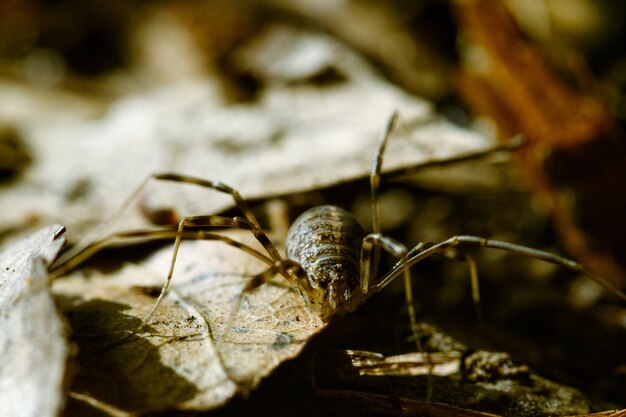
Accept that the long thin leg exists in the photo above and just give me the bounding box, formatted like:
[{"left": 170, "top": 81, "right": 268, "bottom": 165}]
[
  {"left": 370, "top": 234, "right": 626, "bottom": 401},
  {"left": 49, "top": 227, "right": 274, "bottom": 279},
  {"left": 360, "top": 233, "right": 410, "bottom": 292},
  {"left": 404, "top": 242, "right": 484, "bottom": 323},
  {"left": 54, "top": 175, "right": 153, "bottom": 267},
  {"left": 145, "top": 174, "right": 284, "bottom": 261},
  {"left": 229, "top": 259, "right": 311, "bottom": 321},
  {"left": 366, "top": 116, "right": 524, "bottom": 338},
  {"left": 139, "top": 214, "right": 286, "bottom": 329},
  {"left": 373, "top": 235, "right": 626, "bottom": 301},
  {"left": 368, "top": 121, "right": 526, "bottom": 323},
  {"left": 54, "top": 172, "right": 284, "bottom": 330},
  {"left": 360, "top": 232, "right": 436, "bottom": 401},
  {"left": 366, "top": 114, "right": 425, "bottom": 345},
  {"left": 55, "top": 172, "right": 273, "bottom": 268},
  {"left": 369, "top": 112, "right": 399, "bottom": 282},
  {"left": 462, "top": 254, "right": 484, "bottom": 325},
  {"left": 370, "top": 112, "right": 399, "bottom": 234},
  {"left": 151, "top": 173, "right": 262, "bottom": 227},
  {"left": 360, "top": 233, "right": 422, "bottom": 344},
  {"left": 366, "top": 114, "right": 431, "bottom": 385}
]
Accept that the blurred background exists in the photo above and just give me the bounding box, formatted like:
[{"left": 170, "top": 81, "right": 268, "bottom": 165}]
[{"left": 1, "top": 0, "right": 626, "bottom": 415}]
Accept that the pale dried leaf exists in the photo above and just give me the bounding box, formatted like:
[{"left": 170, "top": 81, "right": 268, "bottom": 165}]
[
  {"left": 53, "top": 230, "right": 325, "bottom": 413},
  {"left": 0, "top": 26, "right": 492, "bottom": 242},
  {"left": 0, "top": 225, "right": 67, "bottom": 417}
]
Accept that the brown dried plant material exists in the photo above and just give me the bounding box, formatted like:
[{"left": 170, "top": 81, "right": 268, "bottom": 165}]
[
  {"left": 313, "top": 347, "right": 597, "bottom": 416},
  {"left": 454, "top": 0, "right": 626, "bottom": 288},
  {"left": 53, "top": 231, "right": 325, "bottom": 413},
  {"left": 312, "top": 322, "right": 626, "bottom": 416},
  {"left": 0, "top": 225, "right": 67, "bottom": 417}
]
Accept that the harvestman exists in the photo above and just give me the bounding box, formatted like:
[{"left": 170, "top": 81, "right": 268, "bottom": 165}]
[{"left": 51, "top": 113, "right": 626, "bottom": 338}]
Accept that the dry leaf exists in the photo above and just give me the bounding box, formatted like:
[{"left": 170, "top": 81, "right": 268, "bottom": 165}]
[
  {"left": 3, "top": 22, "right": 499, "bottom": 416},
  {"left": 0, "top": 25, "right": 493, "bottom": 243},
  {"left": 53, "top": 230, "right": 325, "bottom": 413},
  {"left": 0, "top": 225, "right": 67, "bottom": 417}
]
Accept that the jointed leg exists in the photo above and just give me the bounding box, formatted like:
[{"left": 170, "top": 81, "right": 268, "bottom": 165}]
[
  {"left": 151, "top": 173, "right": 262, "bottom": 226},
  {"left": 55, "top": 172, "right": 272, "bottom": 269},
  {"left": 52, "top": 215, "right": 285, "bottom": 332},
  {"left": 462, "top": 254, "right": 484, "bottom": 325},
  {"left": 361, "top": 232, "right": 440, "bottom": 402},
  {"left": 143, "top": 174, "right": 283, "bottom": 260},
  {"left": 404, "top": 242, "right": 484, "bottom": 323},
  {"left": 370, "top": 113, "right": 399, "bottom": 234},
  {"left": 139, "top": 214, "right": 285, "bottom": 329},
  {"left": 228, "top": 259, "right": 310, "bottom": 321},
  {"left": 369, "top": 233, "right": 626, "bottom": 401},
  {"left": 368, "top": 112, "right": 399, "bottom": 281},
  {"left": 366, "top": 113, "right": 429, "bottom": 351},
  {"left": 49, "top": 171, "right": 288, "bottom": 331},
  {"left": 374, "top": 235, "right": 626, "bottom": 301},
  {"left": 367, "top": 113, "right": 433, "bottom": 348},
  {"left": 49, "top": 227, "right": 274, "bottom": 279},
  {"left": 360, "top": 233, "right": 423, "bottom": 349},
  {"left": 53, "top": 172, "right": 284, "bottom": 330},
  {"left": 360, "top": 233, "right": 410, "bottom": 292}
]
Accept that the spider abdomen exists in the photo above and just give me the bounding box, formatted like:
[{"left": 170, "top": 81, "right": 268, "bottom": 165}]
[{"left": 286, "top": 205, "right": 366, "bottom": 318}]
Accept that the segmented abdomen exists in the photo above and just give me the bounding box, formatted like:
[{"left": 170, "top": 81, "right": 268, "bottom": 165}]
[{"left": 286, "top": 205, "right": 365, "bottom": 292}]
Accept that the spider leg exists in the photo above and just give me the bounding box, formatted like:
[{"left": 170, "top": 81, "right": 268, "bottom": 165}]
[
  {"left": 360, "top": 233, "right": 410, "bottom": 291},
  {"left": 49, "top": 227, "right": 274, "bottom": 279},
  {"left": 461, "top": 254, "right": 484, "bottom": 325},
  {"left": 370, "top": 112, "right": 399, "bottom": 233},
  {"left": 368, "top": 112, "right": 399, "bottom": 281},
  {"left": 144, "top": 173, "right": 283, "bottom": 261},
  {"left": 228, "top": 259, "right": 310, "bottom": 321},
  {"left": 139, "top": 214, "right": 285, "bottom": 329},
  {"left": 361, "top": 233, "right": 441, "bottom": 402},
  {"left": 407, "top": 243, "right": 484, "bottom": 323},
  {"left": 361, "top": 233, "right": 428, "bottom": 349},
  {"left": 373, "top": 235, "right": 626, "bottom": 301},
  {"left": 366, "top": 235, "right": 626, "bottom": 404},
  {"left": 56, "top": 172, "right": 279, "bottom": 268},
  {"left": 366, "top": 113, "right": 431, "bottom": 351},
  {"left": 150, "top": 173, "right": 262, "bottom": 225}
]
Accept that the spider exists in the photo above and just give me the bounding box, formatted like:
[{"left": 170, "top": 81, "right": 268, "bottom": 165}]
[{"left": 50, "top": 113, "right": 626, "bottom": 336}]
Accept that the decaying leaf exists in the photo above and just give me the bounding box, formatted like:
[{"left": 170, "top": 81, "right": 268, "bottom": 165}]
[
  {"left": 0, "top": 25, "right": 493, "bottom": 244},
  {"left": 314, "top": 348, "right": 592, "bottom": 416},
  {"left": 340, "top": 349, "right": 529, "bottom": 380},
  {"left": 0, "top": 225, "right": 67, "bottom": 417},
  {"left": 53, "top": 230, "right": 325, "bottom": 413}
]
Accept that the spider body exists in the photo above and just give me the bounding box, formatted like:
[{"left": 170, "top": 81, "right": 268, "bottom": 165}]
[{"left": 286, "top": 205, "right": 366, "bottom": 319}]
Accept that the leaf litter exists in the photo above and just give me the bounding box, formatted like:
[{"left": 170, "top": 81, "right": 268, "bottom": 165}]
[
  {"left": 1, "top": 10, "right": 624, "bottom": 417},
  {"left": 53, "top": 230, "right": 324, "bottom": 413},
  {"left": 0, "top": 225, "right": 67, "bottom": 417},
  {"left": 3, "top": 23, "right": 527, "bottom": 416}
]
